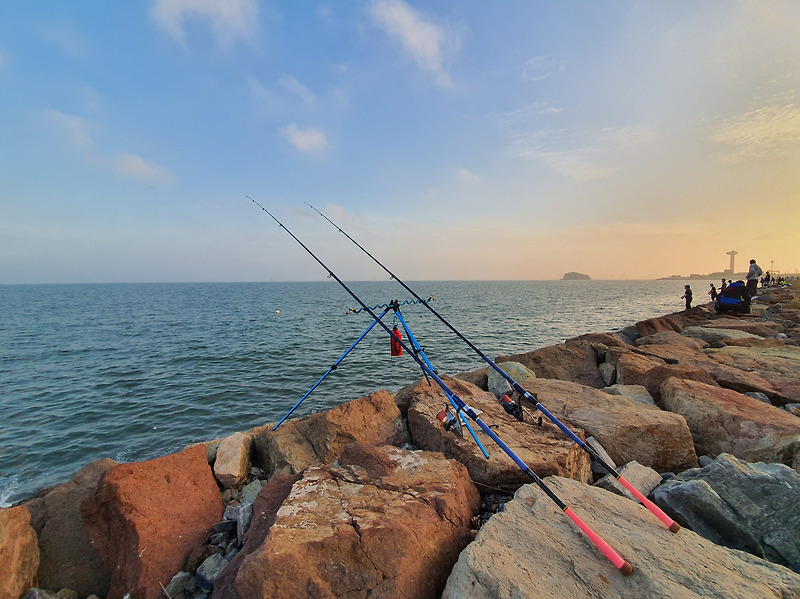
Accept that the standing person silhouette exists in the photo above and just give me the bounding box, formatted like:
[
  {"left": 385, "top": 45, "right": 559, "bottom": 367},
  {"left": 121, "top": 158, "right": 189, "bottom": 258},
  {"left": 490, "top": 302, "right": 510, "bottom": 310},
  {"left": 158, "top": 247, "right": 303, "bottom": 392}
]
[
  {"left": 746, "top": 259, "right": 762, "bottom": 298},
  {"left": 682, "top": 285, "right": 693, "bottom": 310}
]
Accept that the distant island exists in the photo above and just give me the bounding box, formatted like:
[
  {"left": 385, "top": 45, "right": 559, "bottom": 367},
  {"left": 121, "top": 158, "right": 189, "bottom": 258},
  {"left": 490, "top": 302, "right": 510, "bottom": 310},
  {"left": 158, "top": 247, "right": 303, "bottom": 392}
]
[{"left": 563, "top": 272, "right": 591, "bottom": 280}]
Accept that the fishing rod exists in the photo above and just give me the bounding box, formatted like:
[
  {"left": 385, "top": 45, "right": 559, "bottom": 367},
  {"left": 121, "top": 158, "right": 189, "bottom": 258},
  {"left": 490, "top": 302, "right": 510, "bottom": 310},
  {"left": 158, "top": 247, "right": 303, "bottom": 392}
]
[
  {"left": 305, "top": 202, "right": 680, "bottom": 534},
  {"left": 250, "top": 197, "right": 634, "bottom": 575},
  {"left": 272, "top": 307, "right": 391, "bottom": 430}
]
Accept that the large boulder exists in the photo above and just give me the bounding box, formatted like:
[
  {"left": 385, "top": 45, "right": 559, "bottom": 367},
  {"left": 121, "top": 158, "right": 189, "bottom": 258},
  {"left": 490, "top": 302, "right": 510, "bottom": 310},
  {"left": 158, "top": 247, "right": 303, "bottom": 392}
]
[
  {"left": 701, "top": 318, "right": 785, "bottom": 338},
  {"left": 524, "top": 378, "right": 697, "bottom": 473},
  {"left": 634, "top": 330, "right": 707, "bottom": 351},
  {"left": 635, "top": 316, "right": 683, "bottom": 336},
  {"left": 495, "top": 340, "right": 604, "bottom": 388},
  {"left": 253, "top": 390, "right": 410, "bottom": 478},
  {"left": 605, "top": 346, "right": 664, "bottom": 386},
  {"left": 640, "top": 365, "right": 718, "bottom": 403},
  {"left": 81, "top": 444, "right": 224, "bottom": 599},
  {"left": 653, "top": 453, "right": 800, "bottom": 573},
  {"left": 24, "top": 458, "right": 116, "bottom": 598},
  {"left": 486, "top": 361, "right": 536, "bottom": 398},
  {"left": 216, "top": 444, "right": 480, "bottom": 599},
  {"left": 0, "top": 505, "right": 39, "bottom": 599},
  {"left": 405, "top": 375, "right": 591, "bottom": 491},
  {"left": 659, "top": 378, "right": 800, "bottom": 468},
  {"left": 705, "top": 345, "right": 800, "bottom": 405},
  {"left": 683, "top": 326, "right": 763, "bottom": 344},
  {"left": 442, "top": 476, "right": 800, "bottom": 598}
]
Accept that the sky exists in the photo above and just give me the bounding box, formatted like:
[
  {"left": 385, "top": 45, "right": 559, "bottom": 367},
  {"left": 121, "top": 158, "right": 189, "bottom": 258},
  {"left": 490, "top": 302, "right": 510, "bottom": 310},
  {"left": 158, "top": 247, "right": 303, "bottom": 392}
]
[{"left": 1, "top": 0, "right": 799, "bottom": 284}]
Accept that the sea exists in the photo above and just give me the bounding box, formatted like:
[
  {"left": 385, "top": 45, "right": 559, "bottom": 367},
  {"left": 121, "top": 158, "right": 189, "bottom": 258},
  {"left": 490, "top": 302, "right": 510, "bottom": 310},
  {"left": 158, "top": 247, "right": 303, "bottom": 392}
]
[{"left": 0, "top": 279, "right": 715, "bottom": 505}]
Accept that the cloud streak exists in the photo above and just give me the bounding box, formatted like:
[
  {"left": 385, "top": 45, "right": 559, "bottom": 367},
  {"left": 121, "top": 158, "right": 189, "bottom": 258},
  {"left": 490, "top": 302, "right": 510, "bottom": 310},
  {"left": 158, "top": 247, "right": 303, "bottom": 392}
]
[
  {"left": 368, "top": 0, "right": 455, "bottom": 88},
  {"left": 709, "top": 103, "right": 800, "bottom": 162},
  {"left": 149, "top": 0, "right": 258, "bottom": 48},
  {"left": 279, "top": 124, "right": 328, "bottom": 153}
]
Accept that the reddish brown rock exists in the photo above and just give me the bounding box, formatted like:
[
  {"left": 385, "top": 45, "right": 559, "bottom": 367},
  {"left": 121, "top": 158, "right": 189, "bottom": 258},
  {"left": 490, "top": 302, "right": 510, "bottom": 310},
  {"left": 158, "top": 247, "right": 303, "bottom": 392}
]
[
  {"left": 0, "top": 505, "right": 39, "bottom": 599},
  {"left": 705, "top": 345, "right": 800, "bottom": 405},
  {"left": 660, "top": 378, "right": 800, "bottom": 467},
  {"left": 640, "top": 365, "right": 718, "bottom": 403},
  {"left": 702, "top": 318, "right": 785, "bottom": 338},
  {"left": 81, "top": 444, "right": 223, "bottom": 599},
  {"left": 524, "top": 378, "right": 697, "bottom": 473},
  {"left": 634, "top": 330, "right": 708, "bottom": 351},
  {"left": 495, "top": 340, "right": 604, "bottom": 388},
  {"left": 606, "top": 346, "right": 663, "bottom": 385},
  {"left": 635, "top": 316, "right": 683, "bottom": 337},
  {"left": 406, "top": 376, "right": 591, "bottom": 490},
  {"left": 253, "top": 390, "right": 410, "bottom": 479},
  {"left": 24, "top": 458, "right": 116, "bottom": 598},
  {"left": 453, "top": 368, "right": 489, "bottom": 393},
  {"left": 218, "top": 444, "right": 480, "bottom": 599}
]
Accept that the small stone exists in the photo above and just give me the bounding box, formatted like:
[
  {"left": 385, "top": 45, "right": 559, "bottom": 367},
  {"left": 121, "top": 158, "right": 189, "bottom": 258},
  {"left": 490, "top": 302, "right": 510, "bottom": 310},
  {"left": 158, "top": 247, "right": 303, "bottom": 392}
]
[
  {"left": 163, "top": 571, "right": 192, "bottom": 598},
  {"left": 744, "top": 391, "right": 771, "bottom": 404},
  {"left": 240, "top": 479, "right": 265, "bottom": 504},
  {"left": 195, "top": 553, "right": 229, "bottom": 590},
  {"left": 56, "top": 589, "right": 78, "bottom": 599},
  {"left": 698, "top": 455, "right": 715, "bottom": 467}
]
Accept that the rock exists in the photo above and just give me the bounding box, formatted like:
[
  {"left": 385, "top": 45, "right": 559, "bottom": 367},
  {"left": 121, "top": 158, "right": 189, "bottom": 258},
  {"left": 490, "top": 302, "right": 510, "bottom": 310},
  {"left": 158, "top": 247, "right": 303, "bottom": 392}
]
[
  {"left": 196, "top": 553, "right": 229, "bottom": 590},
  {"left": 602, "top": 384, "right": 656, "bottom": 406},
  {"left": 80, "top": 444, "right": 224, "bottom": 599},
  {"left": 24, "top": 458, "right": 116, "bottom": 599},
  {"left": 787, "top": 404, "right": 800, "bottom": 417},
  {"left": 705, "top": 345, "right": 800, "bottom": 404},
  {"left": 683, "top": 325, "right": 762, "bottom": 344},
  {"left": 0, "top": 505, "right": 39, "bottom": 599},
  {"left": 405, "top": 375, "right": 591, "bottom": 491},
  {"left": 453, "top": 368, "right": 488, "bottom": 393},
  {"left": 214, "top": 432, "right": 253, "bottom": 489},
  {"left": 652, "top": 453, "right": 800, "bottom": 572},
  {"left": 635, "top": 330, "right": 707, "bottom": 350},
  {"left": 640, "top": 365, "right": 718, "bottom": 403},
  {"left": 585, "top": 436, "right": 616, "bottom": 476},
  {"left": 20, "top": 590, "right": 58, "bottom": 599},
  {"left": 594, "top": 461, "right": 663, "bottom": 502},
  {"left": 442, "top": 476, "right": 800, "bottom": 598},
  {"left": 252, "top": 390, "right": 410, "bottom": 478},
  {"left": 163, "top": 571, "right": 193, "bottom": 598},
  {"left": 605, "top": 346, "right": 663, "bottom": 385},
  {"left": 635, "top": 316, "right": 683, "bottom": 336},
  {"left": 495, "top": 340, "right": 604, "bottom": 388},
  {"left": 523, "top": 378, "right": 697, "bottom": 473},
  {"left": 659, "top": 378, "right": 800, "bottom": 467},
  {"left": 701, "top": 318, "right": 785, "bottom": 338},
  {"left": 240, "top": 479, "right": 264, "bottom": 504},
  {"left": 55, "top": 589, "right": 77, "bottom": 599},
  {"left": 598, "top": 362, "right": 616, "bottom": 386},
  {"left": 215, "top": 444, "right": 480, "bottom": 599},
  {"left": 486, "top": 361, "right": 536, "bottom": 398}
]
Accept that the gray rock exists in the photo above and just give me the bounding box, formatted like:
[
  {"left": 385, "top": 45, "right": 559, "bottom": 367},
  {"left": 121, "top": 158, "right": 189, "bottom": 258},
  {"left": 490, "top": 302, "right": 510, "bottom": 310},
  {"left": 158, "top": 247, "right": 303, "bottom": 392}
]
[
  {"left": 586, "top": 436, "right": 616, "bottom": 476},
  {"left": 683, "top": 326, "right": 761, "bottom": 343},
  {"left": 21, "top": 590, "right": 59, "bottom": 599},
  {"left": 240, "top": 479, "right": 265, "bottom": 504},
  {"left": 486, "top": 361, "right": 536, "bottom": 399},
  {"left": 594, "top": 461, "right": 662, "bottom": 502},
  {"left": 195, "top": 553, "right": 229, "bottom": 590},
  {"left": 745, "top": 391, "right": 771, "bottom": 404},
  {"left": 164, "top": 571, "right": 193, "bottom": 598},
  {"left": 603, "top": 384, "right": 656, "bottom": 406},
  {"left": 786, "top": 404, "right": 800, "bottom": 417},
  {"left": 698, "top": 455, "right": 714, "bottom": 467},
  {"left": 236, "top": 502, "right": 254, "bottom": 547},
  {"left": 652, "top": 453, "right": 800, "bottom": 572},
  {"left": 599, "top": 362, "right": 616, "bottom": 386}
]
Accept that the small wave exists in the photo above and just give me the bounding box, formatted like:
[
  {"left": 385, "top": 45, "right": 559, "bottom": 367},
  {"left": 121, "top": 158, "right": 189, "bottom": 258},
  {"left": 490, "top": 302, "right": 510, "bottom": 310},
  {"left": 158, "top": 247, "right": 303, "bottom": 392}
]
[{"left": 1, "top": 476, "right": 20, "bottom": 507}]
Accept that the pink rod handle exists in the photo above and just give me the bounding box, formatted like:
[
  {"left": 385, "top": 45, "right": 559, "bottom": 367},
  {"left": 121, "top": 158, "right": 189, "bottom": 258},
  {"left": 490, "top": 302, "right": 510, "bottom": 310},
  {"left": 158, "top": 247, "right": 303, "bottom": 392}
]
[
  {"left": 563, "top": 508, "right": 634, "bottom": 575},
  {"left": 617, "top": 477, "right": 681, "bottom": 533}
]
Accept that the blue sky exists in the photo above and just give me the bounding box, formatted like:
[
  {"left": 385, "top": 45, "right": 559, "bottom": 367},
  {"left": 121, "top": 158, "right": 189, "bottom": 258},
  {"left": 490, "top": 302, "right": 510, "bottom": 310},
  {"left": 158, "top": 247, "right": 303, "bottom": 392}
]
[{"left": 1, "top": 1, "right": 799, "bottom": 283}]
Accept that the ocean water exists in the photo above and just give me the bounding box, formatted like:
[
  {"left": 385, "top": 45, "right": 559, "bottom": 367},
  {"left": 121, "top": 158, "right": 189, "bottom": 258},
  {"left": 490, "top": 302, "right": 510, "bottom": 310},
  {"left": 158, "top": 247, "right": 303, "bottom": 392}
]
[{"left": 0, "top": 279, "right": 711, "bottom": 505}]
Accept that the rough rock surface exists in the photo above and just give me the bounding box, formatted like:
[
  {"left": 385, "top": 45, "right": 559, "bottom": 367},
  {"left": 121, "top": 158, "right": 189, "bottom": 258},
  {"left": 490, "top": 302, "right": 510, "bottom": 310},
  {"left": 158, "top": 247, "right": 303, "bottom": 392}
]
[
  {"left": 524, "top": 378, "right": 697, "bottom": 473},
  {"left": 634, "top": 330, "right": 707, "bottom": 350},
  {"left": 405, "top": 375, "right": 591, "bottom": 491},
  {"left": 24, "top": 458, "right": 116, "bottom": 598},
  {"left": 594, "top": 461, "right": 663, "bottom": 502},
  {"left": 81, "top": 444, "right": 223, "bottom": 599},
  {"left": 705, "top": 345, "right": 800, "bottom": 404},
  {"left": 253, "top": 390, "right": 410, "bottom": 478},
  {"left": 495, "top": 340, "right": 604, "bottom": 388},
  {"left": 602, "top": 384, "right": 656, "bottom": 406},
  {"left": 442, "top": 476, "right": 800, "bottom": 598},
  {"left": 701, "top": 318, "right": 785, "bottom": 338},
  {"left": 214, "top": 432, "right": 252, "bottom": 489},
  {"left": 653, "top": 453, "right": 800, "bottom": 573},
  {"left": 486, "top": 361, "right": 536, "bottom": 398},
  {"left": 217, "top": 444, "right": 480, "bottom": 599},
  {"left": 634, "top": 315, "right": 683, "bottom": 336},
  {"left": 659, "top": 378, "right": 800, "bottom": 468},
  {"left": 640, "top": 365, "right": 718, "bottom": 403},
  {"left": 683, "top": 325, "right": 763, "bottom": 344},
  {"left": 0, "top": 505, "right": 39, "bottom": 599}
]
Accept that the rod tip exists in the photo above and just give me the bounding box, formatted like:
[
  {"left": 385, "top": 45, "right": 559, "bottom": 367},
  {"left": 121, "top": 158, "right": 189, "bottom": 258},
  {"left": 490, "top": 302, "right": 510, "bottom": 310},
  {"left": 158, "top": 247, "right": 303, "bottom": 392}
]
[
  {"left": 668, "top": 522, "right": 681, "bottom": 533},
  {"left": 619, "top": 561, "right": 634, "bottom": 576}
]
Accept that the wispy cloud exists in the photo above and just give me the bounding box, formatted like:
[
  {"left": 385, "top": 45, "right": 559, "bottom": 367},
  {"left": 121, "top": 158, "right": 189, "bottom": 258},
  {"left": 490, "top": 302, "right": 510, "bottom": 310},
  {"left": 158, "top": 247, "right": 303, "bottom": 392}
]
[
  {"left": 38, "top": 20, "right": 89, "bottom": 56},
  {"left": 115, "top": 154, "right": 175, "bottom": 183},
  {"left": 279, "top": 124, "right": 328, "bottom": 153},
  {"left": 457, "top": 167, "right": 481, "bottom": 183},
  {"left": 709, "top": 103, "right": 800, "bottom": 162},
  {"left": 149, "top": 0, "right": 258, "bottom": 49},
  {"left": 521, "top": 55, "right": 566, "bottom": 82},
  {"left": 45, "top": 109, "right": 175, "bottom": 182},
  {"left": 368, "top": 0, "right": 455, "bottom": 88},
  {"left": 277, "top": 75, "right": 316, "bottom": 106}
]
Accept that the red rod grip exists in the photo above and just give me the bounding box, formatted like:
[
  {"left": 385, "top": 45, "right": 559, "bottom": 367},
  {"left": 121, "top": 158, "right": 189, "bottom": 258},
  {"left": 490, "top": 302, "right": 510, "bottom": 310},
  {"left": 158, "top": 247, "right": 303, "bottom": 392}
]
[
  {"left": 616, "top": 477, "right": 680, "bottom": 533},
  {"left": 563, "top": 508, "right": 633, "bottom": 575}
]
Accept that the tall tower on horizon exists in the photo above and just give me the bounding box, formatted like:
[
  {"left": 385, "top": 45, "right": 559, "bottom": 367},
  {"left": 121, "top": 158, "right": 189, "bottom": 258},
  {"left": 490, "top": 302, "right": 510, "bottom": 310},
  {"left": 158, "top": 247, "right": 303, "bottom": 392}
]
[{"left": 726, "top": 250, "right": 738, "bottom": 275}]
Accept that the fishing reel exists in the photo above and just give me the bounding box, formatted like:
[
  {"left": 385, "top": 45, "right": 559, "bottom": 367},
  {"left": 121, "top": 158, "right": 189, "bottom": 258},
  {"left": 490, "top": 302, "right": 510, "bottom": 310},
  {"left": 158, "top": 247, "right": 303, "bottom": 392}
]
[
  {"left": 499, "top": 394, "right": 524, "bottom": 422},
  {"left": 436, "top": 404, "right": 464, "bottom": 437}
]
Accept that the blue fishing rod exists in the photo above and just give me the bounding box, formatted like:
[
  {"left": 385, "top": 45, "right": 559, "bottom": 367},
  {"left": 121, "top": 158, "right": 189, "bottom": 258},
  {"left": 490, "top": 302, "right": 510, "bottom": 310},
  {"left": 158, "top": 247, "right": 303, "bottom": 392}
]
[
  {"left": 250, "top": 198, "right": 634, "bottom": 575},
  {"left": 305, "top": 202, "right": 681, "bottom": 535},
  {"left": 272, "top": 307, "right": 391, "bottom": 430}
]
